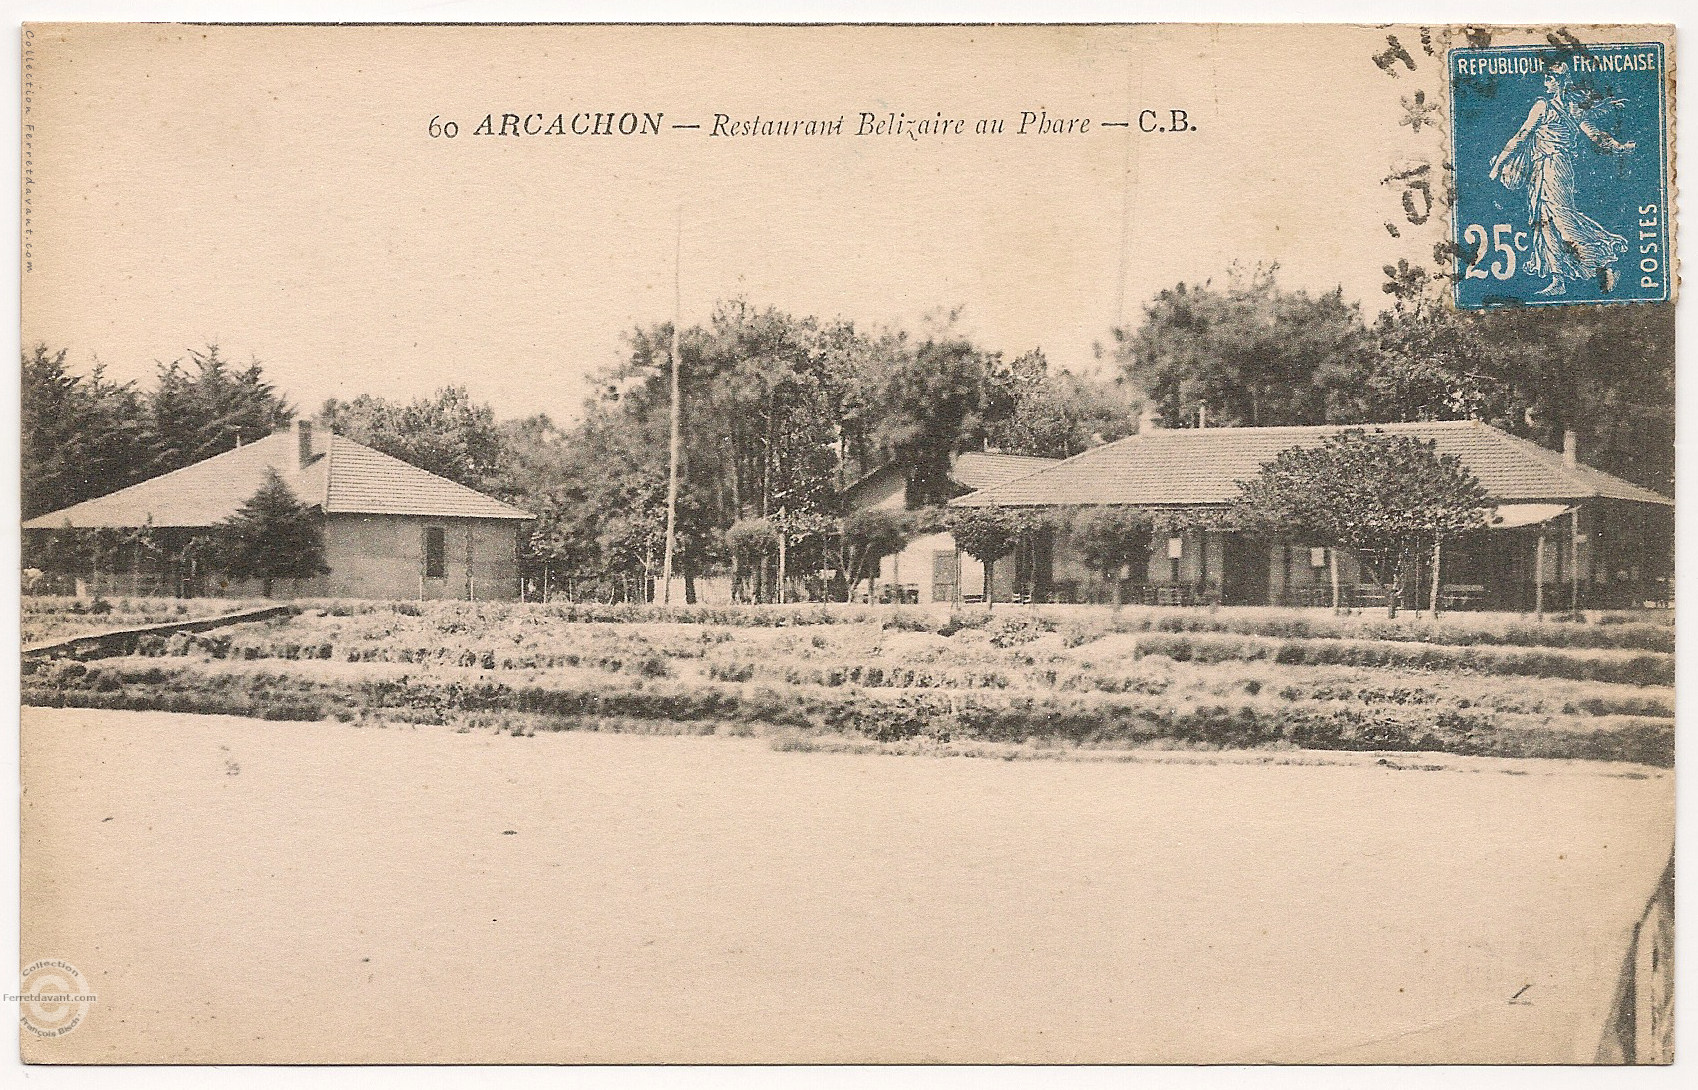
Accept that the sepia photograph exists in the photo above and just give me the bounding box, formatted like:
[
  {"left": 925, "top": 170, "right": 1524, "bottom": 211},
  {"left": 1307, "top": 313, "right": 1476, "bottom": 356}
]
[{"left": 12, "top": 17, "right": 1679, "bottom": 1068}]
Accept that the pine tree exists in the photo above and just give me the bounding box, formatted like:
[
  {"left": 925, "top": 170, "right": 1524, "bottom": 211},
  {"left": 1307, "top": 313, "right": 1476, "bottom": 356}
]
[
  {"left": 148, "top": 345, "right": 292, "bottom": 475},
  {"left": 215, "top": 470, "right": 329, "bottom": 597},
  {"left": 21, "top": 345, "right": 153, "bottom": 518}
]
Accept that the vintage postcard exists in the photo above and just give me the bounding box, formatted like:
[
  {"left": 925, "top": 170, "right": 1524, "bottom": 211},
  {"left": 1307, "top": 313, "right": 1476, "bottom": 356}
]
[{"left": 17, "top": 23, "right": 1676, "bottom": 1064}]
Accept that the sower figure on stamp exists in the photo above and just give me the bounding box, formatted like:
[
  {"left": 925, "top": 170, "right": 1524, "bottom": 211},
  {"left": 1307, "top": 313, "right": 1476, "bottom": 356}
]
[{"left": 1489, "top": 61, "right": 1636, "bottom": 296}]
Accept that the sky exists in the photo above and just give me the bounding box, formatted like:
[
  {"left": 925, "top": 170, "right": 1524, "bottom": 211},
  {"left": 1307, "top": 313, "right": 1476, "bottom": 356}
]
[{"left": 24, "top": 23, "right": 1461, "bottom": 424}]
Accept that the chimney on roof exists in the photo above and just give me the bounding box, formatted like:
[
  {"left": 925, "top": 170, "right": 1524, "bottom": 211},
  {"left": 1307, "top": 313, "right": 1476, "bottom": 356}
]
[
  {"left": 298, "top": 419, "right": 314, "bottom": 469},
  {"left": 1562, "top": 429, "right": 1579, "bottom": 468},
  {"left": 1137, "top": 404, "right": 1162, "bottom": 434}
]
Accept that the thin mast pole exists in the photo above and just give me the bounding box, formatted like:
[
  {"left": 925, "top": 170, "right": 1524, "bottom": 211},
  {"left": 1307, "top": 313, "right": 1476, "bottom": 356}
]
[
  {"left": 661, "top": 206, "right": 683, "bottom": 604},
  {"left": 1113, "top": 52, "right": 1138, "bottom": 333}
]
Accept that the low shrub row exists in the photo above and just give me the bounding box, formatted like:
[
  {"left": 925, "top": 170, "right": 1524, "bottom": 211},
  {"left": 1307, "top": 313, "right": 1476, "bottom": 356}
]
[
  {"left": 696, "top": 654, "right": 1672, "bottom": 719},
  {"left": 1099, "top": 610, "right": 1674, "bottom": 653},
  {"left": 125, "top": 631, "right": 678, "bottom": 678},
  {"left": 293, "top": 598, "right": 889, "bottom": 628},
  {"left": 779, "top": 662, "right": 1014, "bottom": 690},
  {"left": 23, "top": 593, "right": 1674, "bottom": 651},
  {"left": 1126, "top": 632, "right": 1673, "bottom": 686},
  {"left": 220, "top": 595, "right": 1679, "bottom": 652},
  {"left": 413, "top": 598, "right": 1677, "bottom": 651},
  {"left": 22, "top": 660, "right": 1674, "bottom": 767},
  {"left": 89, "top": 617, "right": 1673, "bottom": 689},
  {"left": 21, "top": 595, "right": 211, "bottom": 618},
  {"left": 20, "top": 596, "right": 238, "bottom": 645}
]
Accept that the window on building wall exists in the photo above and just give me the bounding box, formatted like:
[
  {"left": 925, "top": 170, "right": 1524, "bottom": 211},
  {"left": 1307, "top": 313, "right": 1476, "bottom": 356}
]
[{"left": 424, "top": 526, "right": 446, "bottom": 578}]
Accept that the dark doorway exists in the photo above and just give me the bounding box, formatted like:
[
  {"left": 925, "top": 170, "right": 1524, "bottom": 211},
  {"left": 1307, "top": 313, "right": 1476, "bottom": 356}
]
[
  {"left": 1220, "top": 534, "right": 1272, "bottom": 605},
  {"left": 931, "top": 550, "right": 959, "bottom": 604}
]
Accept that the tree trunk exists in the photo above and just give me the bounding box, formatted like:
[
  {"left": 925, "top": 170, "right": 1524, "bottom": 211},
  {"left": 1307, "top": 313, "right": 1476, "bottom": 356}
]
[
  {"left": 1534, "top": 533, "right": 1547, "bottom": 619},
  {"left": 777, "top": 534, "right": 788, "bottom": 605},
  {"left": 1025, "top": 535, "right": 1039, "bottom": 605},
  {"left": 262, "top": 576, "right": 274, "bottom": 598},
  {"left": 1570, "top": 508, "right": 1582, "bottom": 619},
  {"left": 1111, "top": 569, "right": 1124, "bottom": 610},
  {"left": 1429, "top": 540, "right": 1443, "bottom": 616},
  {"left": 684, "top": 569, "right": 698, "bottom": 605},
  {"left": 1328, "top": 547, "right": 1341, "bottom": 613},
  {"left": 984, "top": 556, "right": 995, "bottom": 610}
]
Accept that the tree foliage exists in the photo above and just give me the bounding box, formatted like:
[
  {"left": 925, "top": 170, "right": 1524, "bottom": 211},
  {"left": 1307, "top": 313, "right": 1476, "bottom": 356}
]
[
  {"left": 877, "top": 336, "right": 1003, "bottom": 506},
  {"left": 725, "top": 517, "right": 779, "bottom": 562},
  {"left": 1120, "top": 267, "right": 1673, "bottom": 495},
  {"left": 213, "top": 470, "right": 329, "bottom": 596},
  {"left": 540, "top": 300, "right": 1124, "bottom": 595},
  {"left": 1118, "top": 266, "right": 1376, "bottom": 429},
  {"left": 943, "top": 505, "right": 1044, "bottom": 605},
  {"left": 1234, "top": 431, "right": 1487, "bottom": 611},
  {"left": 1369, "top": 298, "right": 1674, "bottom": 494},
  {"left": 22, "top": 343, "right": 292, "bottom": 519},
  {"left": 148, "top": 345, "right": 293, "bottom": 475},
  {"left": 839, "top": 508, "right": 912, "bottom": 591},
  {"left": 982, "top": 349, "right": 1134, "bottom": 458},
  {"left": 21, "top": 346, "right": 153, "bottom": 519},
  {"left": 32, "top": 275, "right": 1665, "bottom": 607},
  {"left": 944, "top": 506, "right": 1030, "bottom": 565},
  {"left": 725, "top": 517, "right": 779, "bottom": 602},
  {"left": 1069, "top": 507, "right": 1153, "bottom": 605},
  {"left": 321, "top": 386, "right": 505, "bottom": 492}
]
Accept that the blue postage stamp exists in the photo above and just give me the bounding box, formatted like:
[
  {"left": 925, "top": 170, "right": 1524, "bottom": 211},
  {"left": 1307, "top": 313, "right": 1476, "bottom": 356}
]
[{"left": 1450, "top": 41, "right": 1668, "bottom": 308}]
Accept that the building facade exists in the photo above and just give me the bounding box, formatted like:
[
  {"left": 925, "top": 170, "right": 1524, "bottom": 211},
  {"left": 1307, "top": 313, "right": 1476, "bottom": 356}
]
[
  {"left": 22, "top": 422, "right": 533, "bottom": 601},
  {"left": 844, "top": 451, "right": 1059, "bottom": 604},
  {"left": 949, "top": 421, "right": 1673, "bottom": 611}
]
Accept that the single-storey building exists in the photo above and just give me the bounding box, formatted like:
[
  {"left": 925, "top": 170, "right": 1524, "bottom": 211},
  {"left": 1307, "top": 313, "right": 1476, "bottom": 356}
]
[
  {"left": 21, "top": 421, "right": 533, "bottom": 600},
  {"left": 948, "top": 420, "right": 1672, "bottom": 611},
  {"left": 844, "top": 451, "right": 1059, "bottom": 603}
]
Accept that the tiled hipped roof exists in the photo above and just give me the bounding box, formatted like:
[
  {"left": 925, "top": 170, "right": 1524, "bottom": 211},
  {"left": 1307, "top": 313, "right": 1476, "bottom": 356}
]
[
  {"left": 840, "top": 450, "right": 1061, "bottom": 506},
  {"left": 950, "top": 421, "right": 1671, "bottom": 509},
  {"left": 321, "top": 440, "right": 530, "bottom": 519},
  {"left": 949, "top": 452, "right": 1062, "bottom": 491},
  {"left": 22, "top": 429, "right": 532, "bottom": 529}
]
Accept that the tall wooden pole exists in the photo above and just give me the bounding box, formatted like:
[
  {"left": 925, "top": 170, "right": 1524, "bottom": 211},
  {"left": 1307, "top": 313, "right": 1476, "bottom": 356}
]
[
  {"left": 1534, "top": 532, "right": 1547, "bottom": 619},
  {"left": 1429, "top": 539, "right": 1442, "bottom": 616},
  {"left": 1570, "top": 507, "right": 1582, "bottom": 617},
  {"left": 660, "top": 206, "right": 682, "bottom": 605}
]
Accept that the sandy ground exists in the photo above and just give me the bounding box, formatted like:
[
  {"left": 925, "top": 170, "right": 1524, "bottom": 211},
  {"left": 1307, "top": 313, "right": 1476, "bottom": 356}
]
[{"left": 20, "top": 707, "right": 1672, "bottom": 1064}]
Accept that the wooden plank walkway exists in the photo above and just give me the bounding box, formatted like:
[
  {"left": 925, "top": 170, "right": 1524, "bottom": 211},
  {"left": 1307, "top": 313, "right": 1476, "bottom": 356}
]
[{"left": 21, "top": 604, "right": 295, "bottom": 660}]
